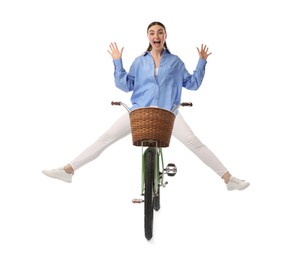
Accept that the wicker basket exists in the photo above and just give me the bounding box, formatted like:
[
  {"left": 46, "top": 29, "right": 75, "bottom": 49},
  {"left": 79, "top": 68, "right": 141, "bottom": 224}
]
[{"left": 129, "top": 107, "right": 175, "bottom": 147}]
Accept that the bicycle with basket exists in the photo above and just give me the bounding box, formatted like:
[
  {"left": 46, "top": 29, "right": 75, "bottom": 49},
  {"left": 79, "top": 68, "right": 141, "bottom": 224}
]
[{"left": 112, "top": 101, "right": 192, "bottom": 240}]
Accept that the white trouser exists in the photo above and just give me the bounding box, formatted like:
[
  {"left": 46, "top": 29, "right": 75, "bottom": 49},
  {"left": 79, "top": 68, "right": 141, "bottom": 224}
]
[{"left": 70, "top": 112, "right": 228, "bottom": 177}]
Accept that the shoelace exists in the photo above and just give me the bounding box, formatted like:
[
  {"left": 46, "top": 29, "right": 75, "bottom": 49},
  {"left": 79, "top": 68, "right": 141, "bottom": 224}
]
[{"left": 230, "top": 177, "right": 242, "bottom": 184}]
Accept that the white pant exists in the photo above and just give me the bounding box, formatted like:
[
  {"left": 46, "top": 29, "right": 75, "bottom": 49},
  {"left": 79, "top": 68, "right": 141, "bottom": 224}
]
[{"left": 70, "top": 113, "right": 228, "bottom": 177}]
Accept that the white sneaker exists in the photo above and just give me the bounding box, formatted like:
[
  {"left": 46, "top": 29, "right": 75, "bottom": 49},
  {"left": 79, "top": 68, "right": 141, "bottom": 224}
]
[
  {"left": 42, "top": 167, "right": 73, "bottom": 183},
  {"left": 226, "top": 176, "right": 250, "bottom": 191}
]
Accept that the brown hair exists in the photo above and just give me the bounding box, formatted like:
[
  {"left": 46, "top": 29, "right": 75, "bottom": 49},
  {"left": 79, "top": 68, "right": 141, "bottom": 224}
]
[{"left": 146, "top": 21, "right": 168, "bottom": 51}]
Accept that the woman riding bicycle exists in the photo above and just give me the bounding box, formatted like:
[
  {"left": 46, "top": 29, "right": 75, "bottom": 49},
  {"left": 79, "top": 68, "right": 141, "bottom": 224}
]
[{"left": 42, "top": 21, "right": 249, "bottom": 191}]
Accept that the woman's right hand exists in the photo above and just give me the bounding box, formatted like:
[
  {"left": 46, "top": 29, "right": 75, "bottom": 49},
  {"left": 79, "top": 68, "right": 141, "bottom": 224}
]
[{"left": 107, "top": 42, "right": 124, "bottom": 60}]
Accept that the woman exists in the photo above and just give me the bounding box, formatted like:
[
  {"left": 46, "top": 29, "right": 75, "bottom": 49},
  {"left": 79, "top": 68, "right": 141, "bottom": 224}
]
[{"left": 42, "top": 21, "right": 249, "bottom": 191}]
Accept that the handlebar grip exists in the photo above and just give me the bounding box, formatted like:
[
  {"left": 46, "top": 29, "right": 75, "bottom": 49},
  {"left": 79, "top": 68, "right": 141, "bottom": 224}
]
[
  {"left": 181, "top": 102, "right": 193, "bottom": 107},
  {"left": 111, "top": 101, "right": 121, "bottom": 106}
]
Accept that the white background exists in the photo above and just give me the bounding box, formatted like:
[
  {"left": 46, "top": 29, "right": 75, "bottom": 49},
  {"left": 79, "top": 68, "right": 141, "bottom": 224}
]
[{"left": 1, "top": 0, "right": 293, "bottom": 259}]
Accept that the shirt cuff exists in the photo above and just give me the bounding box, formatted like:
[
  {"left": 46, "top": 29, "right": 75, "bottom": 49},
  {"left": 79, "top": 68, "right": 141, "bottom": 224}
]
[
  {"left": 196, "top": 58, "right": 207, "bottom": 69},
  {"left": 113, "top": 58, "right": 123, "bottom": 70}
]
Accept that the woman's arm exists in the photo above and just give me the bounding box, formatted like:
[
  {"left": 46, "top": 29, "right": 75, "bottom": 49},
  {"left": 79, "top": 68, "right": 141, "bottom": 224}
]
[
  {"left": 182, "top": 44, "right": 211, "bottom": 90},
  {"left": 107, "top": 42, "right": 134, "bottom": 92}
]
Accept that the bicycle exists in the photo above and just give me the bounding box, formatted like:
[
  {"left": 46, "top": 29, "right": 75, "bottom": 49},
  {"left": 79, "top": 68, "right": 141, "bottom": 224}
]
[{"left": 111, "top": 101, "right": 193, "bottom": 240}]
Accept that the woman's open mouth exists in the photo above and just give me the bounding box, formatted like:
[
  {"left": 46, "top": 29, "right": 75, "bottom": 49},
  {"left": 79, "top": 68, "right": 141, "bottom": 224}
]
[{"left": 153, "top": 40, "right": 161, "bottom": 47}]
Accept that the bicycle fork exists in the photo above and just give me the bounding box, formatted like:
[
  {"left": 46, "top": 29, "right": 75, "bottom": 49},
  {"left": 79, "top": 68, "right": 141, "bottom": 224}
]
[{"left": 132, "top": 146, "right": 177, "bottom": 204}]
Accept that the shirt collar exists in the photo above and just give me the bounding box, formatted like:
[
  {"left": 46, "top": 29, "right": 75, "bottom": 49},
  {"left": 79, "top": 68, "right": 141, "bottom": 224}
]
[{"left": 142, "top": 48, "right": 171, "bottom": 56}]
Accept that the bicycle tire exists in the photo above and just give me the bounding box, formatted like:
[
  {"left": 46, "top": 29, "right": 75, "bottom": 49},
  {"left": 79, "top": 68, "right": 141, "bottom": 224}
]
[{"left": 144, "top": 147, "right": 155, "bottom": 240}]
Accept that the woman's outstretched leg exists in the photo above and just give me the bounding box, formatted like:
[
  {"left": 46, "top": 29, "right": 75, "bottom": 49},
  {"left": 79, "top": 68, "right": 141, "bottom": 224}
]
[
  {"left": 172, "top": 113, "right": 249, "bottom": 191},
  {"left": 42, "top": 113, "right": 131, "bottom": 183}
]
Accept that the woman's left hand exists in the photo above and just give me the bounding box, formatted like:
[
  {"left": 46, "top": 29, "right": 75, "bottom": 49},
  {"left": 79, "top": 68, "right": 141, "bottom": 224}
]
[{"left": 197, "top": 44, "right": 212, "bottom": 60}]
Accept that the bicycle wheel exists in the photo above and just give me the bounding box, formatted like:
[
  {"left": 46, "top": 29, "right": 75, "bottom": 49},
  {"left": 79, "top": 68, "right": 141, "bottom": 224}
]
[{"left": 144, "top": 147, "right": 155, "bottom": 240}]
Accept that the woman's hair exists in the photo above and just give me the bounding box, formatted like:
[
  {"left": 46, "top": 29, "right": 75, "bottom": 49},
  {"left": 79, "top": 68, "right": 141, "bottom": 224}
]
[{"left": 146, "top": 21, "right": 168, "bottom": 51}]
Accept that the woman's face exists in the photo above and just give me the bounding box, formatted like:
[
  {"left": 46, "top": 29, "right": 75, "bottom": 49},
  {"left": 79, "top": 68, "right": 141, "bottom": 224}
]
[{"left": 147, "top": 24, "right": 167, "bottom": 51}]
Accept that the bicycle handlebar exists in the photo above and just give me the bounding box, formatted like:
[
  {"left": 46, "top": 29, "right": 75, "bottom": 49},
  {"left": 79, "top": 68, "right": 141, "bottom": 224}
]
[
  {"left": 111, "top": 101, "right": 131, "bottom": 112},
  {"left": 180, "top": 102, "right": 193, "bottom": 107},
  {"left": 171, "top": 102, "right": 193, "bottom": 113},
  {"left": 111, "top": 101, "right": 121, "bottom": 106},
  {"left": 111, "top": 101, "right": 193, "bottom": 113}
]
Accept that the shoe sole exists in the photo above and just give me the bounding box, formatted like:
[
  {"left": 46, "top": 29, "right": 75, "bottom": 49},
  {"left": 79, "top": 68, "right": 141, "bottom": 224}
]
[{"left": 42, "top": 171, "right": 72, "bottom": 183}]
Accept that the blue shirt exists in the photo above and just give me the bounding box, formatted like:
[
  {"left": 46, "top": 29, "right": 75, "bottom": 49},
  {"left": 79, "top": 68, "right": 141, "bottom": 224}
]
[{"left": 113, "top": 49, "right": 207, "bottom": 111}]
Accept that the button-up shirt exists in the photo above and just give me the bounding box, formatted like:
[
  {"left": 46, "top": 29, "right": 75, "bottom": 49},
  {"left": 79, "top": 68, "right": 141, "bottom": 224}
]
[{"left": 113, "top": 49, "right": 207, "bottom": 111}]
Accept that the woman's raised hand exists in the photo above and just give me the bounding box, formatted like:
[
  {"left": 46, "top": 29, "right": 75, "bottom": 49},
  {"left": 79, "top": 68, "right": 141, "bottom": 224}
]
[
  {"left": 197, "top": 44, "right": 212, "bottom": 60},
  {"left": 107, "top": 42, "right": 124, "bottom": 60}
]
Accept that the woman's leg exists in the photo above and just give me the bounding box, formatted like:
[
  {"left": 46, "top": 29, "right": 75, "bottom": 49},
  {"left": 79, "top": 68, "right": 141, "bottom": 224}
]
[
  {"left": 69, "top": 112, "right": 131, "bottom": 171},
  {"left": 42, "top": 113, "right": 131, "bottom": 182},
  {"left": 172, "top": 113, "right": 249, "bottom": 190},
  {"left": 172, "top": 112, "right": 228, "bottom": 177}
]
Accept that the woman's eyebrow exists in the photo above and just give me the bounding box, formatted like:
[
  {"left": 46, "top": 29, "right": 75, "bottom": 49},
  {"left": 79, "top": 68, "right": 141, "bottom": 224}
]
[{"left": 149, "top": 29, "right": 163, "bottom": 33}]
